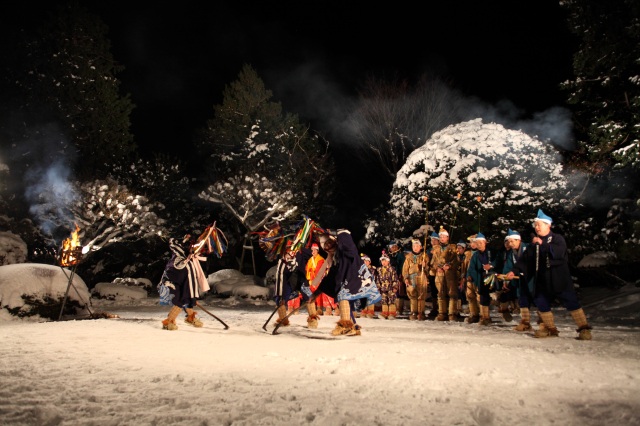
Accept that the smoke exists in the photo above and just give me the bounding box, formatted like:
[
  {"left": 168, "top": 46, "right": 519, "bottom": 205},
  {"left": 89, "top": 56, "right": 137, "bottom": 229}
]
[
  {"left": 268, "top": 62, "right": 576, "bottom": 157},
  {"left": 458, "top": 98, "right": 575, "bottom": 151},
  {"left": 18, "top": 124, "right": 79, "bottom": 242},
  {"left": 265, "top": 59, "right": 355, "bottom": 144}
]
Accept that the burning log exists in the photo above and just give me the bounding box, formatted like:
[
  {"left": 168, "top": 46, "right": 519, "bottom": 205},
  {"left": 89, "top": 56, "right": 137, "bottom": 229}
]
[{"left": 59, "top": 224, "right": 83, "bottom": 267}]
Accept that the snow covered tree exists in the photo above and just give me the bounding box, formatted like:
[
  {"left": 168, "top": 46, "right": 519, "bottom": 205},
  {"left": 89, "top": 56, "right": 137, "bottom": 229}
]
[
  {"left": 379, "top": 119, "right": 569, "bottom": 245},
  {"left": 560, "top": 0, "right": 640, "bottom": 261},
  {"left": 1, "top": 1, "right": 135, "bottom": 180},
  {"left": 561, "top": 0, "right": 640, "bottom": 172},
  {"left": 196, "top": 64, "right": 336, "bottom": 237}
]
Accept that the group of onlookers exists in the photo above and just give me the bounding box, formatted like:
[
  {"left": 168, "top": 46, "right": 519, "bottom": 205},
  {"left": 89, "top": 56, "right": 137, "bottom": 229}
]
[{"left": 352, "top": 208, "right": 593, "bottom": 340}]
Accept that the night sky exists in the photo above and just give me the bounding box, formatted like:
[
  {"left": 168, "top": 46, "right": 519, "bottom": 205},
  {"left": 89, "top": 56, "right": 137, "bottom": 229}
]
[
  {"left": 3, "top": 1, "right": 576, "bottom": 178},
  {"left": 78, "top": 1, "right": 576, "bottom": 154}
]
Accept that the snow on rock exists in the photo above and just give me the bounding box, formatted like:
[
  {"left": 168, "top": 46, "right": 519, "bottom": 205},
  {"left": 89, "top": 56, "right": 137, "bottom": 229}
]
[
  {"left": 92, "top": 282, "right": 149, "bottom": 301},
  {"left": 577, "top": 251, "right": 617, "bottom": 268},
  {"left": 0, "top": 263, "right": 90, "bottom": 317},
  {"left": 208, "top": 268, "right": 271, "bottom": 299}
]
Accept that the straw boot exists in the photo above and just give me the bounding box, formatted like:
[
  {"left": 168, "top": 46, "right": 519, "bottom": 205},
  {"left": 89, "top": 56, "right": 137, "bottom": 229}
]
[
  {"left": 479, "top": 305, "right": 492, "bottom": 326},
  {"left": 570, "top": 308, "right": 592, "bottom": 340},
  {"left": 388, "top": 304, "right": 397, "bottom": 320},
  {"left": 331, "top": 300, "right": 360, "bottom": 336},
  {"left": 324, "top": 304, "right": 333, "bottom": 316},
  {"left": 409, "top": 299, "right": 418, "bottom": 320},
  {"left": 449, "top": 299, "right": 463, "bottom": 322},
  {"left": 381, "top": 304, "right": 389, "bottom": 319},
  {"left": 535, "top": 311, "right": 559, "bottom": 338},
  {"left": 365, "top": 304, "right": 376, "bottom": 319},
  {"left": 417, "top": 299, "right": 426, "bottom": 321},
  {"left": 307, "top": 301, "right": 320, "bottom": 329},
  {"left": 466, "top": 295, "right": 480, "bottom": 323},
  {"left": 162, "top": 305, "right": 182, "bottom": 330},
  {"left": 395, "top": 298, "right": 404, "bottom": 316},
  {"left": 436, "top": 299, "right": 448, "bottom": 321},
  {"left": 275, "top": 303, "right": 289, "bottom": 327},
  {"left": 514, "top": 307, "right": 532, "bottom": 331},
  {"left": 185, "top": 308, "right": 203, "bottom": 327}
]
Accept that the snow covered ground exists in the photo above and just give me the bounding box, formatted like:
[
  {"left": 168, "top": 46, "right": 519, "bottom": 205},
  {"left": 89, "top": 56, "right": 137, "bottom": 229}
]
[{"left": 1, "top": 265, "right": 640, "bottom": 426}]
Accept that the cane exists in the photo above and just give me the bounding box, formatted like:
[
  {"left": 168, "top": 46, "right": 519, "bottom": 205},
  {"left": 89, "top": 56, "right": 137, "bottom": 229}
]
[
  {"left": 195, "top": 301, "right": 229, "bottom": 329},
  {"left": 262, "top": 302, "right": 283, "bottom": 331}
]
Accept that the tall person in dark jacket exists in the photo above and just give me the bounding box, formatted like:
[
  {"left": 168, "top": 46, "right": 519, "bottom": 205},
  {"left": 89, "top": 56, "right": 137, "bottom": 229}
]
[
  {"left": 506, "top": 209, "right": 592, "bottom": 340},
  {"left": 316, "top": 229, "right": 382, "bottom": 336}
]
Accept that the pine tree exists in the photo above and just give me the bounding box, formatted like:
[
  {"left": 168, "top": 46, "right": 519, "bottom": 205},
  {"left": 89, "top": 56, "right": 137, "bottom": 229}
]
[
  {"left": 196, "top": 64, "right": 336, "bottom": 234},
  {"left": 560, "top": 0, "right": 640, "bottom": 172},
  {"left": 560, "top": 0, "right": 640, "bottom": 260},
  {"left": 2, "top": 1, "right": 135, "bottom": 180}
]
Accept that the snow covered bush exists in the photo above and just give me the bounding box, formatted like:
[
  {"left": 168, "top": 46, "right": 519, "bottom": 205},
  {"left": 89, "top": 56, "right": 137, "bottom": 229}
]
[{"left": 384, "top": 119, "right": 570, "bottom": 242}]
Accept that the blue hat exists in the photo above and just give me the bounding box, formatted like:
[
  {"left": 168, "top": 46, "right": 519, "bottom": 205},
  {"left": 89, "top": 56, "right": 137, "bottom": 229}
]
[
  {"left": 505, "top": 229, "right": 521, "bottom": 240},
  {"left": 456, "top": 240, "right": 466, "bottom": 247},
  {"left": 535, "top": 209, "right": 553, "bottom": 224},
  {"left": 430, "top": 232, "right": 440, "bottom": 240},
  {"left": 474, "top": 232, "right": 486, "bottom": 241},
  {"left": 388, "top": 240, "right": 398, "bottom": 247}
]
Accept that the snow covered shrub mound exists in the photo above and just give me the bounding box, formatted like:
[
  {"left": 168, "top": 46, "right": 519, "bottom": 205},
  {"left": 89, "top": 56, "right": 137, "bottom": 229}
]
[
  {"left": 0, "top": 263, "right": 90, "bottom": 320},
  {"left": 387, "top": 119, "right": 569, "bottom": 239}
]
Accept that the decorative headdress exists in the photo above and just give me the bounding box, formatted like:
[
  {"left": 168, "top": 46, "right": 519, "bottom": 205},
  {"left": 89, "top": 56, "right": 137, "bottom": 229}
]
[
  {"left": 505, "top": 228, "right": 521, "bottom": 241},
  {"left": 534, "top": 209, "right": 553, "bottom": 224}
]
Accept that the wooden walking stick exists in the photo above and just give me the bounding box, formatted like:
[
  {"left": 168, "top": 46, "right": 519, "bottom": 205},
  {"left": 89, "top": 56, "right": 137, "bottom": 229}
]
[
  {"left": 476, "top": 196, "right": 483, "bottom": 232},
  {"left": 262, "top": 303, "right": 282, "bottom": 331},
  {"left": 195, "top": 301, "right": 229, "bottom": 329},
  {"left": 421, "top": 195, "right": 430, "bottom": 281}
]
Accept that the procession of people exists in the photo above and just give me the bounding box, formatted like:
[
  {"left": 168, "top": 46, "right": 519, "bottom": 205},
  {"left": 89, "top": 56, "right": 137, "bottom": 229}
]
[{"left": 159, "top": 209, "right": 593, "bottom": 341}]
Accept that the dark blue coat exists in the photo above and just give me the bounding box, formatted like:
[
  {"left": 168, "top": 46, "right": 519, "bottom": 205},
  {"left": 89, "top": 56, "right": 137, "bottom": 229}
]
[{"left": 511, "top": 231, "right": 573, "bottom": 293}]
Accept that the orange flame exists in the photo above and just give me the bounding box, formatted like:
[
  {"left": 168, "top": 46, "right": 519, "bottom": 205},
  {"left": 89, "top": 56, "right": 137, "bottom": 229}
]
[{"left": 60, "top": 224, "right": 82, "bottom": 266}]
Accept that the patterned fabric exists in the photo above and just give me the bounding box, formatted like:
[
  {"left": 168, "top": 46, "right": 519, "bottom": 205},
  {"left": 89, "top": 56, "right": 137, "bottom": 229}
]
[
  {"left": 157, "top": 277, "right": 173, "bottom": 306},
  {"left": 162, "top": 238, "right": 210, "bottom": 308},
  {"left": 317, "top": 230, "right": 382, "bottom": 306},
  {"left": 376, "top": 265, "right": 399, "bottom": 305}
]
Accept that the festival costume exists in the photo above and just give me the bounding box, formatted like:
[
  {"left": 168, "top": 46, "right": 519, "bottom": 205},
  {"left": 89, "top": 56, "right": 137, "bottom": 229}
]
[
  {"left": 274, "top": 248, "right": 312, "bottom": 327},
  {"left": 429, "top": 231, "right": 461, "bottom": 321},
  {"left": 466, "top": 234, "right": 493, "bottom": 326},
  {"left": 510, "top": 211, "right": 592, "bottom": 340},
  {"left": 376, "top": 263, "right": 400, "bottom": 319},
  {"left": 317, "top": 230, "right": 382, "bottom": 336},
  {"left": 388, "top": 244, "right": 407, "bottom": 315},
  {"left": 160, "top": 237, "right": 210, "bottom": 331},
  {"left": 402, "top": 243, "right": 429, "bottom": 320}
]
